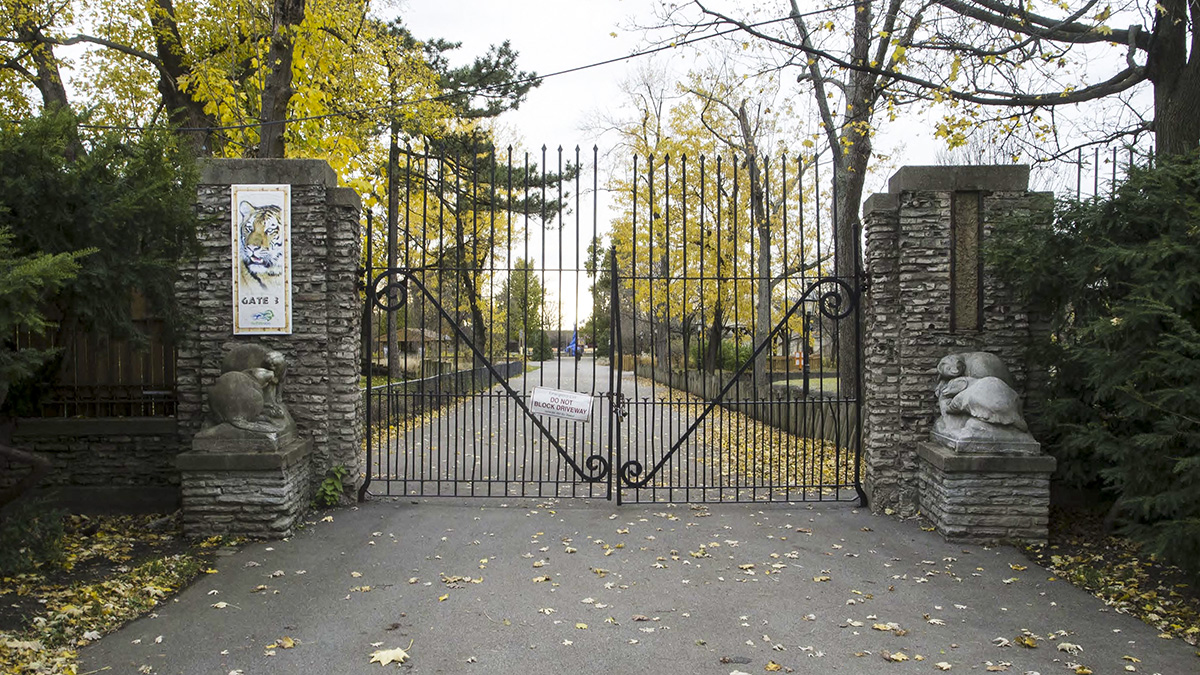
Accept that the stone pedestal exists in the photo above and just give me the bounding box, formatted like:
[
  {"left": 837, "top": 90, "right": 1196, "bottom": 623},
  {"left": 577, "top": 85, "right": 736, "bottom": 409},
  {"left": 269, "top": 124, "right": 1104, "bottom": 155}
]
[
  {"left": 177, "top": 438, "right": 311, "bottom": 538},
  {"left": 916, "top": 441, "right": 1055, "bottom": 544}
]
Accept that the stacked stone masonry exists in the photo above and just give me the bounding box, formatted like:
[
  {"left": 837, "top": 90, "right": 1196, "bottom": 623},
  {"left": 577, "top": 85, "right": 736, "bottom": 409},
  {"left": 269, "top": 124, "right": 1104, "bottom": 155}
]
[
  {"left": 179, "top": 444, "right": 311, "bottom": 538},
  {"left": 916, "top": 443, "right": 1052, "bottom": 543},
  {"left": 8, "top": 419, "right": 179, "bottom": 491},
  {"left": 861, "top": 166, "right": 1053, "bottom": 519},
  {"left": 176, "top": 160, "right": 362, "bottom": 537},
  {"left": 178, "top": 159, "right": 364, "bottom": 493}
]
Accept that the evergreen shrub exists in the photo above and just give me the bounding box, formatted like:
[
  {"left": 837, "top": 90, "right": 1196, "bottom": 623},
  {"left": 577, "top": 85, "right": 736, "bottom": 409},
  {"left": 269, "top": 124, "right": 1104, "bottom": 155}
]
[{"left": 988, "top": 150, "right": 1200, "bottom": 575}]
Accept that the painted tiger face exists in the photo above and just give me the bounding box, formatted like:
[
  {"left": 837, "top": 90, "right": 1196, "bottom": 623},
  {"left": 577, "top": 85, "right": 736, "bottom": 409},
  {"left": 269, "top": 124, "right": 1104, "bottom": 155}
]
[{"left": 238, "top": 201, "right": 284, "bottom": 287}]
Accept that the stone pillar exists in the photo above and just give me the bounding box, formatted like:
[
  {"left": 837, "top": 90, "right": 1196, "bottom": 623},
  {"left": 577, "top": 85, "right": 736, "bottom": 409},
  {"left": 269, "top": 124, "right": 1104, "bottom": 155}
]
[
  {"left": 861, "top": 166, "right": 1053, "bottom": 529},
  {"left": 175, "top": 160, "right": 363, "bottom": 537}
]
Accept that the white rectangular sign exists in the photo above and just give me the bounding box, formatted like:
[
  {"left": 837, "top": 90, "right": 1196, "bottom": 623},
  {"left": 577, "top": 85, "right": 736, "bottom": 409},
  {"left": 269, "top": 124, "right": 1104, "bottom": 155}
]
[
  {"left": 231, "top": 184, "right": 292, "bottom": 334},
  {"left": 529, "top": 386, "right": 594, "bottom": 422}
]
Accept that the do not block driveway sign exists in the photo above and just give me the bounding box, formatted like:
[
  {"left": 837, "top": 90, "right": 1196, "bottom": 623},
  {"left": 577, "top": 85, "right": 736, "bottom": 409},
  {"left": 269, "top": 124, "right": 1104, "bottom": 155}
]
[{"left": 529, "top": 386, "right": 593, "bottom": 422}]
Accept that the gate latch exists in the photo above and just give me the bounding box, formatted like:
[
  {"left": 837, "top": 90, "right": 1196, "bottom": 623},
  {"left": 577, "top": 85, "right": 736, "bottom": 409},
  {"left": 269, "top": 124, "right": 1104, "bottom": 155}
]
[{"left": 611, "top": 391, "right": 629, "bottom": 420}]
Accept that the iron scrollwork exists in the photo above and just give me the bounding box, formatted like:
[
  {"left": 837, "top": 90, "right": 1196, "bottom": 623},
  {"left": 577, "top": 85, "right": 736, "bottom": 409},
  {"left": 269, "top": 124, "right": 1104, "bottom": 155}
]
[
  {"left": 617, "top": 276, "right": 859, "bottom": 490},
  {"left": 369, "top": 268, "right": 414, "bottom": 313},
  {"left": 368, "top": 266, "right": 611, "bottom": 485}
]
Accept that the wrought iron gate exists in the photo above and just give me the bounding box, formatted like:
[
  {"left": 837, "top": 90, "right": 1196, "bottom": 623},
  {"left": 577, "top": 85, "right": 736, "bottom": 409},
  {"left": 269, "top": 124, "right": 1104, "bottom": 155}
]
[{"left": 359, "top": 145, "right": 863, "bottom": 505}]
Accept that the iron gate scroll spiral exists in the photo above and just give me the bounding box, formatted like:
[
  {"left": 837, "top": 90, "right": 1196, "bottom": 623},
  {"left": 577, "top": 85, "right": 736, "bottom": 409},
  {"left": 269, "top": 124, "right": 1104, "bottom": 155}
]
[{"left": 360, "top": 145, "right": 864, "bottom": 504}]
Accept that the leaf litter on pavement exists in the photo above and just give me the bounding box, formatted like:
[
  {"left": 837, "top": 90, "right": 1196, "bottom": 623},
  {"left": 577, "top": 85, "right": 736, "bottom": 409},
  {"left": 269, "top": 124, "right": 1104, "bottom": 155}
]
[{"left": 0, "top": 514, "right": 225, "bottom": 675}]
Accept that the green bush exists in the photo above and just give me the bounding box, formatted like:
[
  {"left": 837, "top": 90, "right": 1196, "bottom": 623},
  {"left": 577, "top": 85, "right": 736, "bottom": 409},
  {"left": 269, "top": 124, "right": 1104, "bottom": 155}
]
[
  {"left": 988, "top": 149, "right": 1200, "bottom": 575},
  {"left": 527, "top": 330, "right": 554, "bottom": 361},
  {"left": 689, "top": 338, "right": 754, "bottom": 371},
  {"left": 0, "top": 497, "right": 66, "bottom": 575}
]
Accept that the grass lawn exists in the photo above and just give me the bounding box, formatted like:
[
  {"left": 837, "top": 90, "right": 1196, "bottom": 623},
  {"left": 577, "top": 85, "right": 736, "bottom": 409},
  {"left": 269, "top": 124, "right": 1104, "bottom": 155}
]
[{"left": 778, "top": 376, "right": 841, "bottom": 394}]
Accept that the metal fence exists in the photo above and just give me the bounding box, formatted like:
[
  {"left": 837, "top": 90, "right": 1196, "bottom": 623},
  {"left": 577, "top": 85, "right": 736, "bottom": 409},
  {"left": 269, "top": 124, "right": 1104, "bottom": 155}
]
[{"left": 361, "top": 143, "right": 863, "bottom": 504}]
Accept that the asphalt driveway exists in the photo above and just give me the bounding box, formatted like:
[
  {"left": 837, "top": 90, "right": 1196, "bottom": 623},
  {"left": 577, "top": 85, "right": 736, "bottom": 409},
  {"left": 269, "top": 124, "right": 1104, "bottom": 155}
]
[{"left": 81, "top": 499, "right": 1199, "bottom": 674}]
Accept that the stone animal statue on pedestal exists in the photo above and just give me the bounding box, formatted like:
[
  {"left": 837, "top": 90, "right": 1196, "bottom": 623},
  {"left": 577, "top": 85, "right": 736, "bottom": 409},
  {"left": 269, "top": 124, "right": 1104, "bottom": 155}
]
[
  {"left": 932, "top": 351, "right": 1038, "bottom": 453},
  {"left": 195, "top": 344, "right": 296, "bottom": 451}
]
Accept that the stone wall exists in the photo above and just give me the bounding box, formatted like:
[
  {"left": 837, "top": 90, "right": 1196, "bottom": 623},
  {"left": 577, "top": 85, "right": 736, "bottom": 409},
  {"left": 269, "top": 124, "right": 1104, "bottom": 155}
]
[
  {"left": 861, "top": 166, "right": 1051, "bottom": 514},
  {"left": 178, "top": 441, "right": 311, "bottom": 538},
  {"left": 177, "top": 159, "right": 363, "bottom": 496},
  {"left": 5, "top": 418, "right": 179, "bottom": 512}
]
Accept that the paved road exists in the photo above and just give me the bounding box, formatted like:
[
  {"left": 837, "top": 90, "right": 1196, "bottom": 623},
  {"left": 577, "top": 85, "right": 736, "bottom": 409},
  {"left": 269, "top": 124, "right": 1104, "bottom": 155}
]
[
  {"left": 366, "top": 356, "right": 858, "bottom": 503},
  {"left": 80, "top": 499, "right": 1199, "bottom": 674}
]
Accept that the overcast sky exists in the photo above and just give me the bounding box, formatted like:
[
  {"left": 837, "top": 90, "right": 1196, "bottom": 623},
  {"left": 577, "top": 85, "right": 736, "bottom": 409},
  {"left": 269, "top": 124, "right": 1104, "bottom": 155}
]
[
  {"left": 398, "top": 1, "right": 666, "bottom": 328},
  {"left": 401, "top": 0, "right": 647, "bottom": 148}
]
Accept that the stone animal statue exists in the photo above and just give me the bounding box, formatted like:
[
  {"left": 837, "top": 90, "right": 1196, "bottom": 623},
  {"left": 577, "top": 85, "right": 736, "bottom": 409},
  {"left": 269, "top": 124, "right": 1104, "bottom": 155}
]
[
  {"left": 933, "top": 352, "right": 1036, "bottom": 451},
  {"left": 200, "top": 344, "right": 295, "bottom": 443}
]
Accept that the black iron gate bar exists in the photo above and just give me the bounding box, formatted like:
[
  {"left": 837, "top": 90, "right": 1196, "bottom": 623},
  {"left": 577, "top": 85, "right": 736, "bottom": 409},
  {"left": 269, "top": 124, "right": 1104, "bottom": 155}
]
[
  {"left": 360, "top": 143, "right": 864, "bottom": 504},
  {"left": 609, "top": 149, "right": 864, "bottom": 505},
  {"left": 361, "top": 145, "right": 618, "bottom": 499},
  {"left": 359, "top": 265, "right": 611, "bottom": 503},
  {"left": 611, "top": 268, "right": 858, "bottom": 493}
]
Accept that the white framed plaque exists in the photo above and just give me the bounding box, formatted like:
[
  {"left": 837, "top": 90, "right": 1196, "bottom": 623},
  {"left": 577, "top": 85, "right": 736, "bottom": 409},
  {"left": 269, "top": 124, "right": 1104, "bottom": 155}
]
[
  {"left": 529, "top": 386, "right": 594, "bottom": 422},
  {"left": 231, "top": 184, "right": 292, "bottom": 334}
]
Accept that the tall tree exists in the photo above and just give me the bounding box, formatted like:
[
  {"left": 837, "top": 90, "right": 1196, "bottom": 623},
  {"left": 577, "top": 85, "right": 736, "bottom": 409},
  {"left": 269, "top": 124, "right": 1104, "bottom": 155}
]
[
  {"left": 660, "top": 0, "right": 921, "bottom": 392},
  {"left": 258, "top": 0, "right": 306, "bottom": 158},
  {"left": 582, "top": 237, "right": 613, "bottom": 356},
  {"left": 0, "top": 1, "right": 451, "bottom": 162},
  {"left": 602, "top": 64, "right": 821, "bottom": 376}
]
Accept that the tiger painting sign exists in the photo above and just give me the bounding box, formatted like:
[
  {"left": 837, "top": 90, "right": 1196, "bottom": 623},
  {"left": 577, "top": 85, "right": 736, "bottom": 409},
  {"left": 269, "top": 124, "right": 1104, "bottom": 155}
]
[{"left": 231, "top": 184, "right": 292, "bottom": 334}]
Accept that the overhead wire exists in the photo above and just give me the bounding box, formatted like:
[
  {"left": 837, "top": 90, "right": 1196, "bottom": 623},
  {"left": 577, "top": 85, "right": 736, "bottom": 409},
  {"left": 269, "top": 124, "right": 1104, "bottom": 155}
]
[{"left": 61, "top": 2, "right": 858, "bottom": 133}]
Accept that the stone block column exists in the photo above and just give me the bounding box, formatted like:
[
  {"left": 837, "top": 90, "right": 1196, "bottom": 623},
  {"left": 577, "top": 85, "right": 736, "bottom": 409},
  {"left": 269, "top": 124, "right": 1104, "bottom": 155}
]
[
  {"left": 175, "top": 160, "right": 363, "bottom": 537},
  {"left": 861, "top": 166, "right": 1053, "bottom": 534}
]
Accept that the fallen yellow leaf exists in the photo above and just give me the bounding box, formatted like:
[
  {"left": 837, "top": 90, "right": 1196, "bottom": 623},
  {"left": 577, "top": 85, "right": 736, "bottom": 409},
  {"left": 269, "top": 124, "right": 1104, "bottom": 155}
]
[
  {"left": 369, "top": 646, "right": 409, "bottom": 666},
  {"left": 766, "top": 661, "right": 783, "bottom": 671}
]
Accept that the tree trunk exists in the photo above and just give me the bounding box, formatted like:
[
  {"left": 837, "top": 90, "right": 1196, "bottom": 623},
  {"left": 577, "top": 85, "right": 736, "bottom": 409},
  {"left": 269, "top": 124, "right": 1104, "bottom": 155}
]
[
  {"left": 703, "top": 303, "right": 724, "bottom": 373},
  {"left": 149, "top": 0, "right": 217, "bottom": 154},
  {"left": 258, "top": 0, "right": 305, "bottom": 158},
  {"left": 26, "top": 37, "right": 70, "bottom": 113},
  {"left": 654, "top": 250, "right": 669, "bottom": 369},
  {"left": 1147, "top": 0, "right": 1200, "bottom": 157},
  {"left": 830, "top": 2, "right": 875, "bottom": 400},
  {"left": 12, "top": 19, "right": 82, "bottom": 160}
]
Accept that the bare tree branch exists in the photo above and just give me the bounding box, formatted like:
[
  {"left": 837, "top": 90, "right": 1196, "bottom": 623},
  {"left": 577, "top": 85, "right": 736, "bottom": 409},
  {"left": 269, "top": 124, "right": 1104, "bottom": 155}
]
[
  {"left": 935, "top": 0, "right": 1150, "bottom": 49},
  {"left": 696, "top": 3, "right": 1148, "bottom": 109}
]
